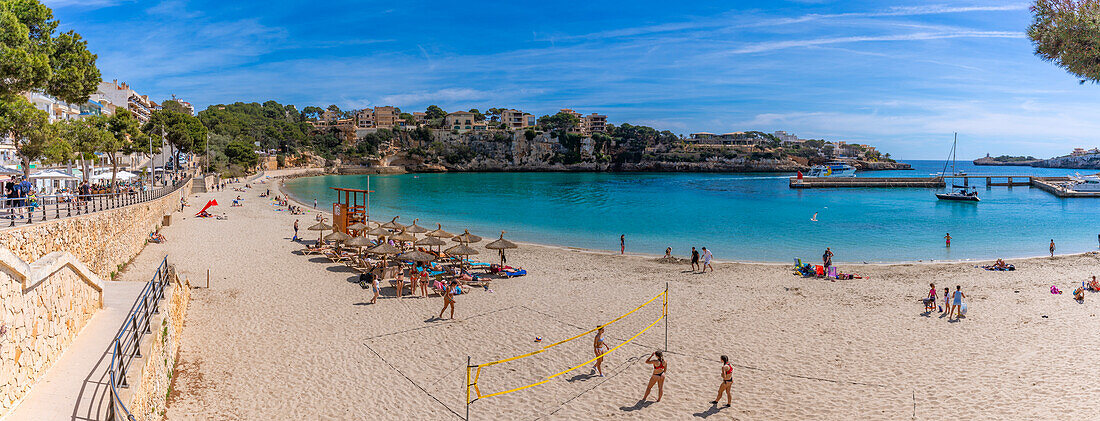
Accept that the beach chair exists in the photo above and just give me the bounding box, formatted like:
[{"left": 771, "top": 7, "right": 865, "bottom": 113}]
[
  {"left": 814, "top": 265, "right": 825, "bottom": 277},
  {"left": 826, "top": 266, "right": 838, "bottom": 279},
  {"left": 794, "top": 258, "right": 802, "bottom": 270}
]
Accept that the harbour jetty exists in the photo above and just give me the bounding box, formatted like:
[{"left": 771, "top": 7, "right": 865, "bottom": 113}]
[{"left": 789, "top": 175, "right": 1096, "bottom": 197}]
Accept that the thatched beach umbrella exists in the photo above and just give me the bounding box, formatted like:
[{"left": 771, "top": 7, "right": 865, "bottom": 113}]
[
  {"left": 397, "top": 250, "right": 437, "bottom": 263},
  {"left": 445, "top": 243, "right": 479, "bottom": 268},
  {"left": 415, "top": 236, "right": 446, "bottom": 246},
  {"left": 452, "top": 229, "right": 482, "bottom": 244},
  {"left": 406, "top": 218, "right": 429, "bottom": 234},
  {"left": 347, "top": 221, "right": 368, "bottom": 232},
  {"left": 367, "top": 242, "right": 402, "bottom": 256},
  {"left": 381, "top": 216, "right": 405, "bottom": 230},
  {"left": 308, "top": 221, "right": 332, "bottom": 244},
  {"left": 390, "top": 229, "right": 417, "bottom": 246},
  {"left": 485, "top": 231, "right": 518, "bottom": 265},
  {"left": 367, "top": 242, "right": 402, "bottom": 268},
  {"left": 324, "top": 231, "right": 351, "bottom": 243},
  {"left": 346, "top": 235, "right": 372, "bottom": 256},
  {"left": 367, "top": 226, "right": 390, "bottom": 237},
  {"left": 415, "top": 235, "right": 446, "bottom": 254},
  {"left": 427, "top": 224, "right": 455, "bottom": 239}
]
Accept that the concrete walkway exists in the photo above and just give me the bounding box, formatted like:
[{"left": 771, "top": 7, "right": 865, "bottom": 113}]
[{"left": 5, "top": 281, "right": 147, "bottom": 421}]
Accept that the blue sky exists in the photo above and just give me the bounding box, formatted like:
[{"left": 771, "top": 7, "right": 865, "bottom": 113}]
[{"left": 44, "top": 0, "right": 1100, "bottom": 159}]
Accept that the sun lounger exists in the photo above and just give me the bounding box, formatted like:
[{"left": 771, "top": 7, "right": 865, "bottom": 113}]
[{"left": 500, "top": 269, "right": 527, "bottom": 278}]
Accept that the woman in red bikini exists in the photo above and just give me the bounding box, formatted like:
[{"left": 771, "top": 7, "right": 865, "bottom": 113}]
[
  {"left": 642, "top": 350, "right": 666, "bottom": 402},
  {"left": 712, "top": 355, "right": 733, "bottom": 407}
]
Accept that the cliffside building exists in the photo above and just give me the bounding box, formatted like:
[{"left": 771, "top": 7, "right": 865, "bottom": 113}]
[
  {"left": 560, "top": 109, "right": 608, "bottom": 135},
  {"left": 355, "top": 106, "right": 406, "bottom": 129},
  {"left": 500, "top": 109, "right": 536, "bottom": 130},
  {"left": 446, "top": 111, "right": 487, "bottom": 133}
]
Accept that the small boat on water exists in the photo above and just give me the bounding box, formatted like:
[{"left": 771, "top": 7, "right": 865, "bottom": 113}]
[
  {"left": 807, "top": 161, "right": 857, "bottom": 177},
  {"left": 936, "top": 133, "right": 979, "bottom": 202},
  {"left": 936, "top": 189, "right": 981, "bottom": 202},
  {"left": 1067, "top": 173, "right": 1100, "bottom": 192}
]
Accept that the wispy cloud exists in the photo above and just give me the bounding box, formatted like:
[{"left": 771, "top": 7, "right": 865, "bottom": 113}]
[
  {"left": 42, "top": 0, "right": 131, "bottom": 8},
  {"left": 727, "top": 31, "right": 1023, "bottom": 54}
]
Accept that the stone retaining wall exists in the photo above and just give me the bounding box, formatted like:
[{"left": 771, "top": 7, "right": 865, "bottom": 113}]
[
  {"left": 0, "top": 183, "right": 192, "bottom": 280},
  {"left": 0, "top": 249, "right": 103, "bottom": 415},
  {"left": 125, "top": 268, "right": 190, "bottom": 421}
]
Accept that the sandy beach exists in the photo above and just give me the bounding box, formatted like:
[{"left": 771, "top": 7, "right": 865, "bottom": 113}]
[{"left": 127, "top": 169, "right": 1100, "bottom": 420}]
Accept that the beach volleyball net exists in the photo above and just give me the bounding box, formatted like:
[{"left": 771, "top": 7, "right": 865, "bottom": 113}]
[{"left": 464, "top": 287, "right": 668, "bottom": 413}]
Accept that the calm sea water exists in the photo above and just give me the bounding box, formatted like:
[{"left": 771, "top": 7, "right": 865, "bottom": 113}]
[{"left": 283, "top": 161, "right": 1097, "bottom": 263}]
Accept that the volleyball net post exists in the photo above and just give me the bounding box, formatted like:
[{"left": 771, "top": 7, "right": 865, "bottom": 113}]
[
  {"left": 664, "top": 282, "right": 669, "bottom": 352},
  {"left": 463, "top": 288, "right": 668, "bottom": 419}
]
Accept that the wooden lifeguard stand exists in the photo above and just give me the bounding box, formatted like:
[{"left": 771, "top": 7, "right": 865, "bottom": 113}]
[{"left": 331, "top": 187, "right": 373, "bottom": 234}]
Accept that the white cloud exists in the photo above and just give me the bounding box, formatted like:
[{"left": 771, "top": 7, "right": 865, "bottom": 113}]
[
  {"left": 726, "top": 31, "right": 1023, "bottom": 54},
  {"left": 42, "top": 0, "right": 130, "bottom": 8}
]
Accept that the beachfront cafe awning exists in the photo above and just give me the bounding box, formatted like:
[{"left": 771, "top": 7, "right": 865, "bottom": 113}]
[
  {"left": 29, "top": 169, "right": 78, "bottom": 180},
  {"left": 91, "top": 170, "right": 139, "bottom": 181}
]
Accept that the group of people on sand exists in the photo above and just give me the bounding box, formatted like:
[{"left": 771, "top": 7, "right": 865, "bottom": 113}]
[
  {"left": 689, "top": 247, "right": 713, "bottom": 273},
  {"left": 591, "top": 328, "right": 734, "bottom": 408},
  {"left": 925, "top": 283, "right": 967, "bottom": 321}
]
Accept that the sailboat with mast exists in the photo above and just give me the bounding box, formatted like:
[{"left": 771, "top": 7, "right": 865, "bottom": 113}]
[{"left": 935, "top": 133, "right": 980, "bottom": 202}]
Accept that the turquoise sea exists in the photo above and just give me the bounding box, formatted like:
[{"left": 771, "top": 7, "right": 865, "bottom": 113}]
[{"left": 283, "top": 161, "right": 1097, "bottom": 263}]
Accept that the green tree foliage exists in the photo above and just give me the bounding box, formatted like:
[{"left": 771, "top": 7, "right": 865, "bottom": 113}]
[
  {"left": 198, "top": 101, "right": 309, "bottom": 154},
  {"left": 0, "top": 0, "right": 100, "bottom": 176},
  {"left": 537, "top": 111, "right": 580, "bottom": 134},
  {"left": 1029, "top": 0, "right": 1100, "bottom": 83},
  {"left": 58, "top": 115, "right": 111, "bottom": 182},
  {"left": 0, "top": 95, "right": 56, "bottom": 177},
  {"left": 224, "top": 140, "right": 258, "bottom": 168},
  {"left": 524, "top": 128, "right": 537, "bottom": 141},
  {"left": 145, "top": 107, "right": 206, "bottom": 176},
  {"left": 100, "top": 109, "right": 148, "bottom": 190},
  {"left": 300, "top": 106, "right": 323, "bottom": 121},
  {"left": 468, "top": 108, "right": 485, "bottom": 121},
  {"left": 425, "top": 105, "right": 446, "bottom": 120}
]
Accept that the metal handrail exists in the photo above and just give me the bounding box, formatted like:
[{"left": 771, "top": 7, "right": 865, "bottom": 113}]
[
  {"left": 106, "top": 257, "right": 172, "bottom": 421},
  {"left": 2, "top": 176, "right": 190, "bottom": 228}
]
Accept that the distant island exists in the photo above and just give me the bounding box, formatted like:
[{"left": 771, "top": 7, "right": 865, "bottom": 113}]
[
  {"left": 974, "top": 149, "right": 1100, "bottom": 169},
  {"left": 973, "top": 154, "right": 1041, "bottom": 166}
]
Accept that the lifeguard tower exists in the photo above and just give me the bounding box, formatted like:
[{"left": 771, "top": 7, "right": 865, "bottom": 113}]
[{"left": 330, "top": 187, "right": 372, "bottom": 234}]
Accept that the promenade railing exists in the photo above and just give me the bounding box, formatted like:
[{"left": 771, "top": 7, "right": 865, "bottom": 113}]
[
  {"left": 106, "top": 256, "right": 172, "bottom": 421},
  {"left": 1, "top": 177, "right": 190, "bottom": 228}
]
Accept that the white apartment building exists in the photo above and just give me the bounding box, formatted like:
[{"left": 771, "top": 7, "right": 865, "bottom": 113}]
[{"left": 91, "top": 80, "right": 156, "bottom": 123}]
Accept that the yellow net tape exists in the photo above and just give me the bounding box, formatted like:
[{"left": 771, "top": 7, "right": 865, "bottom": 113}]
[{"left": 467, "top": 290, "right": 667, "bottom": 403}]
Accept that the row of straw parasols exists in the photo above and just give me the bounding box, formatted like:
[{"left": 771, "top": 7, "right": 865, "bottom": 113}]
[{"left": 307, "top": 216, "right": 517, "bottom": 265}]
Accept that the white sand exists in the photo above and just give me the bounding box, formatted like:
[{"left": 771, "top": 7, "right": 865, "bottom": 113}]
[{"left": 143, "top": 170, "right": 1100, "bottom": 420}]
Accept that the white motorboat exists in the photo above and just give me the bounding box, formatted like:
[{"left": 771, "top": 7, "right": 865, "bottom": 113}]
[{"left": 807, "top": 161, "right": 857, "bottom": 177}]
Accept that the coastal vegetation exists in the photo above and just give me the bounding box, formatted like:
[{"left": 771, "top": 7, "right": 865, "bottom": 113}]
[
  {"left": 1029, "top": 0, "right": 1100, "bottom": 84},
  {"left": 0, "top": 0, "right": 101, "bottom": 178}
]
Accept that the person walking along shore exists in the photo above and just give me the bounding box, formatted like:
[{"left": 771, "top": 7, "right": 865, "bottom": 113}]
[
  {"left": 711, "top": 355, "right": 733, "bottom": 408},
  {"left": 690, "top": 247, "right": 700, "bottom": 272}
]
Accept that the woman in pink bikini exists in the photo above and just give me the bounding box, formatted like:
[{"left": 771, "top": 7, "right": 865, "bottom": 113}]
[{"left": 711, "top": 355, "right": 733, "bottom": 407}]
